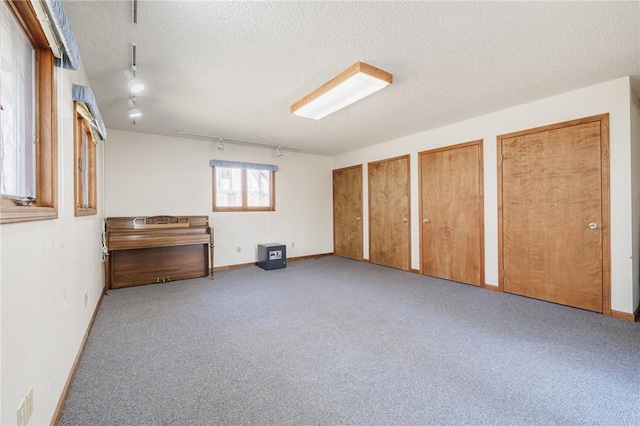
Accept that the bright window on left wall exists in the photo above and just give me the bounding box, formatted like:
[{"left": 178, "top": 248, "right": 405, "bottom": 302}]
[
  {"left": 0, "top": 0, "right": 57, "bottom": 224},
  {"left": 74, "top": 103, "right": 97, "bottom": 216},
  {"left": 1, "top": 0, "right": 36, "bottom": 199}
]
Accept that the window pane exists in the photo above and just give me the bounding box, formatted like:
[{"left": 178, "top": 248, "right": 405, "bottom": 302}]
[
  {"left": 0, "top": 2, "right": 36, "bottom": 198},
  {"left": 81, "top": 130, "right": 89, "bottom": 207},
  {"left": 247, "top": 169, "right": 271, "bottom": 207},
  {"left": 215, "top": 167, "right": 242, "bottom": 207}
]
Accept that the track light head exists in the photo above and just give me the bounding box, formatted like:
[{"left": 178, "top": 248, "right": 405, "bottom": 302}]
[
  {"left": 128, "top": 78, "right": 145, "bottom": 94},
  {"left": 127, "top": 98, "right": 142, "bottom": 118},
  {"left": 128, "top": 107, "right": 142, "bottom": 118},
  {"left": 276, "top": 146, "right": 283, "bottom": 158},
  {"left": 124, "top": 70, "right": 145, "bottom": 94},
  {"left": 217, "top": 139, "right": 224, "bottom": 151}
]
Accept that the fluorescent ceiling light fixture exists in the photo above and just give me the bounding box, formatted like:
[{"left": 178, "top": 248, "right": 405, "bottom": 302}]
[{"left": 291, "top": 62, "right": 392, "bottom": 120}]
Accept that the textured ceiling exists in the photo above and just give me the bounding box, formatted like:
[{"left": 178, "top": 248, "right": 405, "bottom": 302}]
[{"left": 63, "top": 1, "right": 640, "bottom": 156}]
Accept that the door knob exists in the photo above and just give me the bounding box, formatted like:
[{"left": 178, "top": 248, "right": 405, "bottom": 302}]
[
  {"left": 355, "top": 216, "right": 362, "bottom": 221},
  {"left": 588, "top": 222, "right": 599, "bottom": 230},
  {"left": 422, "top": 218, "right": 430, "bottom": 224},
  {"left": 402, "top": 218, "right": 408, "bottom": 223}
]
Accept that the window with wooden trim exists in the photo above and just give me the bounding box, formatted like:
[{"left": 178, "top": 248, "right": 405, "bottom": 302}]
[
  {"left": 212, "top": 166, "right": 275, "bottom": 212},
  {"left": 0, "top": 0, "right": 57, "bottom": 224},
  {"left": 74, "top": 103, "right": 96, "bottom": 216}
]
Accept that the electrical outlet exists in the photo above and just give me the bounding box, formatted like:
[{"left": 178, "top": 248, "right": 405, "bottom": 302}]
[
  {"left": 236, "top": 246, "right": 241, "bottom": 253},
  {"left": 291, "top": 241, "right": 295, "bottom": 248},
  {"left": 84, "top": 292, "right": 88, "bottom": 307},
  {"left": 25, "top": 388, "right": 33, "bottom": 421},
  {"left": 16, "top": 398, "right": 26, "bottom": 426}
]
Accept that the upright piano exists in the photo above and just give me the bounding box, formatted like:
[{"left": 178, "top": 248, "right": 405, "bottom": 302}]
[{"left": 104, "top": 215, "right": 213, "bottom": 289}]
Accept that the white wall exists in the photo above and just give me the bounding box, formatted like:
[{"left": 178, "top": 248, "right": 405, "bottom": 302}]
[
  {"left": 333, "top": 76, "right": 637, "bottom": 315},
  {"left": 104, "top": 130, "right": 334, "bottom": 267},
  {"left": 630, "top": 87, "right": 640, "bottom": 313},
  {"left": 0, "top": 64, "right": 105, "bottom": 424},
  {"left": 1, "top": 74, "right": 635, "bottom": 425}
]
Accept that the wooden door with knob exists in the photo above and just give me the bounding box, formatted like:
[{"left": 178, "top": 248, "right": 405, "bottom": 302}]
[
  {"left": 333, "top": 165, "right": 363, "bottom": 260},
  {"left": 419, "top": 141, "right": 484, "bottom": 286},
  {"left": 368, "top": 155, "right": 410, "bottom": 271},
  {"left": 498, "top": 114, "right": 610, "bottom": 313}
]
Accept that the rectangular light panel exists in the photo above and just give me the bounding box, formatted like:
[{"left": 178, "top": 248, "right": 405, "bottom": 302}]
[{"left": 291, "top": 62, "right": 392, "bottom": 120}]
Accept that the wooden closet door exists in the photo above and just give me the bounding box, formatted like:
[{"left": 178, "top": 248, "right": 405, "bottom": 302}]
[
  {"left": 420, "top": 141, "right": 483, "bottom": 286},
  {"left": 368, "top": 155, "right": 410, "bottom": 271},
  {"left": 499, "top": 115, "right": 609, "bottom": 313},
  {"left": 333, "top": 165, "right": 363, "bottom": 260}
]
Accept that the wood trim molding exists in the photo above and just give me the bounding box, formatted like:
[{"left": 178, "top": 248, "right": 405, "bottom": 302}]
[
  {"left": 213, "top": 261, "right": 256, "bottom": 272},
  {"left": 418, "top": 139, "right": 483, "bottom": 155},
  {"left": 404, "top": 155, "right": 411, "bottom": 271},
  {"left": 38, "top": 49, "right": 57, "bottom": 209},
  {"left": 410, "top": 268, "right": 420, "bottom": 275},
  {"left": 600, "top": 116, "right": 611, "bottom": 316},
  {"left": 417, "top": 148, "right": 425, "bottom": 276},
  {"left": 0, "top": 205, "right": 57, "bottom": 223},
  {"left": 477, "top": 142, "right": 485, "bottom": 289},
  {"left": 484, "top": 283, "right": 502, "bottom": 292},
  {"left": 610, "top": 308, "right": 638, "bottom": 323},
  {"left": 7, "top": 0, "right": 48, "bottom": 46},
  {"left": 498, "top": 114, "right": 610, "bottom": 140},
  {"left": 50, "top": 291, "right": 104, "bottom": 425},
  {"left": 332, "top": 164, "right": 363, "bottom": 174},
  {"left": 496, "top": 137, "right": 506, "bottom": 293},
  {"left": 287, "top": 252, "right": 334, "bottom": 263},
  {"left": 212, "top": 252, "right": 334, "bottom": 272}
]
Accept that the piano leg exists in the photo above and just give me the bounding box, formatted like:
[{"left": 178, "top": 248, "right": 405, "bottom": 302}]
[{"left": 209, "top": 242, "right": 215, "bottom": 280}]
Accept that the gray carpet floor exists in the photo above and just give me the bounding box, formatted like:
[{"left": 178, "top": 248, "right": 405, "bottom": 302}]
[{"left": 59, "top": 256, "right": 640, "bottom": 425}]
